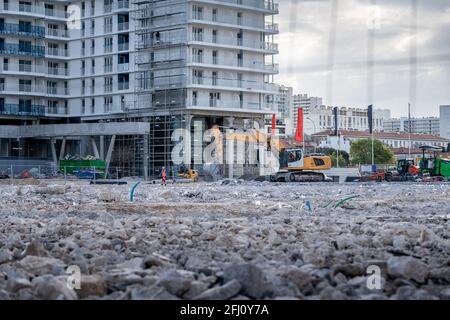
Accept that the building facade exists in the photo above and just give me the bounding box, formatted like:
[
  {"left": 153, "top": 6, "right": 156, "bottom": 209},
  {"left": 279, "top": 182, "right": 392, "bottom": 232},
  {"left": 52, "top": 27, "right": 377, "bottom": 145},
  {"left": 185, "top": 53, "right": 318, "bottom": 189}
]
[
  {"left": 383, "top": 117, "right": 440, "bottom": 136},
  {"left": 0, "top": 0, "right": 279, "bottom": 177},
  {"left": 312, "top": 130, "right": 450, "bottom": 154},
  {"left": 302, "top": 105, "right": 390, "bottom": 135},
  {"left": 291, "top": 93, "right": 322, "bottom": 135},
  {"left": 440, "top": 105, "right": 450, "bottom": 139}
]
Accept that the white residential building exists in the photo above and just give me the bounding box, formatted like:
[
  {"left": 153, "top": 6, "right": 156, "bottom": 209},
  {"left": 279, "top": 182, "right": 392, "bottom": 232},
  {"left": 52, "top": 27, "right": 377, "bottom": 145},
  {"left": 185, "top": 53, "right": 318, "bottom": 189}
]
[
  {"left": 302, "top": 105, "right": 391, "bottom": 135},
  {"left": 440, "top": 105, "right": 450, "bottom": 139},
  {"left": 0, "top": 0, "right": 136, "bottom": 120},
  {"left": 0, "top": 0, "right": 279, "bottom": 176},
  {"left": 383, "top": 117, "right": 441, "bottom": 136},
  {"left": 291, "top": 93, "right": 322, "bottom": 134},
  {"left": 312, "top": 130, "right": 450, "bottom": 154}
]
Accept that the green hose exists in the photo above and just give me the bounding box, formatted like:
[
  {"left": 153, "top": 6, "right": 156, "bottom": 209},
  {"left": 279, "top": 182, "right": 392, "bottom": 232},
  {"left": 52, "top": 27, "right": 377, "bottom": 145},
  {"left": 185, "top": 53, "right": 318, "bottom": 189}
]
[{"left": 333, "top": 194, "right": 360, "bottom": 209}]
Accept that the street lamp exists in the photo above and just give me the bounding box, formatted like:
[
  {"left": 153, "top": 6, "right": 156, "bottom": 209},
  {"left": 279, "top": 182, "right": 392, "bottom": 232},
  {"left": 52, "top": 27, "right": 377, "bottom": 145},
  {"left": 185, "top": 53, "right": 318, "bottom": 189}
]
[{"left": 306, "top": 117, "right": 317, "bottom": 153}]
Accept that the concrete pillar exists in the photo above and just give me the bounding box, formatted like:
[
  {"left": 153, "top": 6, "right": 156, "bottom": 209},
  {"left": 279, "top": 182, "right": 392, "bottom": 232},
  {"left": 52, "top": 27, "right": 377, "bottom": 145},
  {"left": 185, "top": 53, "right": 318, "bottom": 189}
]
[
  {"left": 90, "top": 137, "right": 100, "bottom": 159},
  {"left": 100, "top": 136, "right": 105, "bottom": 160}
]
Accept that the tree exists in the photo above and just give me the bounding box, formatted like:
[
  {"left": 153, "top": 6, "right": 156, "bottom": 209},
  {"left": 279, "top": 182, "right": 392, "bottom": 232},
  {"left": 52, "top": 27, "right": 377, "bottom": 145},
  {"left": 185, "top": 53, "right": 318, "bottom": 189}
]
[
  {"left": 330, "top": 152, "right": 347, "bottom": 167},
  {"left": 350, "top": 139, "right": 395, "bottom": 165}
]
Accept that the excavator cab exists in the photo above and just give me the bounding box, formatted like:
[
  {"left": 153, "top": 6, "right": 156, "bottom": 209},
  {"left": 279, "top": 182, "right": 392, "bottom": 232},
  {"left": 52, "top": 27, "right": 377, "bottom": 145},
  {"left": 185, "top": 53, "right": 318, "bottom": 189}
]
[{"left": 279, "top": 148, "right": 304, "bottom": 168}]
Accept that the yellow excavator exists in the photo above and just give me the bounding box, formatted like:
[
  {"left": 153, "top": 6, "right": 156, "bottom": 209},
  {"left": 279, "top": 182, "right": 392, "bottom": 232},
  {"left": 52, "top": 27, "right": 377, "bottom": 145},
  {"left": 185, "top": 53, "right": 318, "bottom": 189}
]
[{"left": 272, "top": 147, "right": 332, "bottom": 182}]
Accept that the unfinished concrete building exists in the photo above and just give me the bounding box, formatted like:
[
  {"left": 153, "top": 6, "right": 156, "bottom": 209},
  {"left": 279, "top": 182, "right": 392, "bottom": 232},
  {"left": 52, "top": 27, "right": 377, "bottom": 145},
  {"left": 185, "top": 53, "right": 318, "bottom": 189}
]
[{"left": 0, "top": 0, "right": 279, "bottom": 178}]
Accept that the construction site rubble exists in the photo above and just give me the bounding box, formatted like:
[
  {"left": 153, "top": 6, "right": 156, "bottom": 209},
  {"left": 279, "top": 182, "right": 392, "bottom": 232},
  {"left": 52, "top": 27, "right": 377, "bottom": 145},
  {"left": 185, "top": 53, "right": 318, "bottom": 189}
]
[{"left": 0, "top": 181, "right": 448, "bottom": 300}]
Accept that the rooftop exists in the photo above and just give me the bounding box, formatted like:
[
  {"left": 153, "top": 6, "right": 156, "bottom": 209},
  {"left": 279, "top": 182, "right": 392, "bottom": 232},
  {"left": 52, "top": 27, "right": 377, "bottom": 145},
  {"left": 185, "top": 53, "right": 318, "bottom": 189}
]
[{"left": 312, "top": 129, "right": 450, "bottom": 142}]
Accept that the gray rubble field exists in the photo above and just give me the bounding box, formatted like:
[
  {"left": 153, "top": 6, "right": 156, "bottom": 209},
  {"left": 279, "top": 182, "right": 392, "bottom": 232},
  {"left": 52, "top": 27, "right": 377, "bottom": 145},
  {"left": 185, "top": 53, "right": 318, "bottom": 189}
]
[{"left": 0, "top": 181, "right": 449, "bottom": 300}]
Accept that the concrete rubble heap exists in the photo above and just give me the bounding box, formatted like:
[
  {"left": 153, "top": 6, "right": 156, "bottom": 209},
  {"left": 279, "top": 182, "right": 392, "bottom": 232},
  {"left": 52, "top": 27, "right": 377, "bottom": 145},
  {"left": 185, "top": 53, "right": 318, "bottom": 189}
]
[{"left": 0, "top": 181, "right": 449, "bottom": 300}]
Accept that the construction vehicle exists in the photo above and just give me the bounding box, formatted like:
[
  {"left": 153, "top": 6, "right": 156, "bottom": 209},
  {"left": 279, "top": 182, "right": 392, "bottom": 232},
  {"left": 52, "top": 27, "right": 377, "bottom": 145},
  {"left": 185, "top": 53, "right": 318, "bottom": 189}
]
[
  {"left": 177, "top": 165, "right": 199, "bottom": 182},
  {"left": 417, "top": 145, "right": 450, "bottom": 181},
  {"left": 385, "top": 159, "right": 419, "bottom": 182},
  {"left": 271, "top": 148, "right": 332, "bottom": 182}
]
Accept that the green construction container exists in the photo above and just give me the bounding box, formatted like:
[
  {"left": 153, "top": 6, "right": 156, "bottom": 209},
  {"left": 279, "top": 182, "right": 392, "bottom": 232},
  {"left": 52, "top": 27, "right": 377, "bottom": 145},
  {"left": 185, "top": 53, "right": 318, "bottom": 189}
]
[
  {"left": 59, "top": 159, "right": 106, "bottom": 175},
  {"left": 436, "top": 159, "right": 450, "bottom": 178}
]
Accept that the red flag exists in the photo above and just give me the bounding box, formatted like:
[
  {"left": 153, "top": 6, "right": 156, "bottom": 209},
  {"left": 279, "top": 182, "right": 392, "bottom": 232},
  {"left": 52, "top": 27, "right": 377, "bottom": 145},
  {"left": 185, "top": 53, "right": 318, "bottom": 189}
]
[
  {"left": 295, "top": 108, "right": 304, "bottom": 142},
  {"left": 271, "top": 114, "right": 276, "bottom": 136}
]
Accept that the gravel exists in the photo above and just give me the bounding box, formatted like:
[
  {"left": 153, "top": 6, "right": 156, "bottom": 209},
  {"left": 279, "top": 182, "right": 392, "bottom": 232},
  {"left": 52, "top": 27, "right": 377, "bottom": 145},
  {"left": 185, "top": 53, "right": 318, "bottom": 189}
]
[{"left": 0, "top": 180, "right": 448, "bottom": 300}]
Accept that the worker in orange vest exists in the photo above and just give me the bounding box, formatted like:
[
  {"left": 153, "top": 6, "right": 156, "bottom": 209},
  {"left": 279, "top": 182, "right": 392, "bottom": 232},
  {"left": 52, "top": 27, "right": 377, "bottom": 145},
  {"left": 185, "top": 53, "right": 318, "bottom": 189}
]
[{"left": 161, "top": 166, "right": 167, "bottom": 186}]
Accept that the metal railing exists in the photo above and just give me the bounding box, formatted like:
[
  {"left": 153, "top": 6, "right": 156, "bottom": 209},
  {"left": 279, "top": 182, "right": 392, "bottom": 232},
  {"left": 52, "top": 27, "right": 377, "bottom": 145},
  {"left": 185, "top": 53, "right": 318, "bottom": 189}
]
[
  {"left": 0, "top": 104, "right": 46, "bottom": 117},
  {"left": 0, "top": 22, "right": 45, "bottom": 37},
  {"left": 0, "top": 43, "right": 45, "bottom": 57}
]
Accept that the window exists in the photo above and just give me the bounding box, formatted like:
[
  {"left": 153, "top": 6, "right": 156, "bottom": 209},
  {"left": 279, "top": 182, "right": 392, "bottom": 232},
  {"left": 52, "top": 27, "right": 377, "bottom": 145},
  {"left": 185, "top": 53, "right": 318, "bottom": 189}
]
[
  {"left": 193, "top": 27, "right": 203, "bottom": 41},
  {"left": 91, "top": 98, "right": 95, "bottom": 113},
  {"left": 212, "top": 50, "right": 218, "bottom": 64},
  {"left": 104, "top": 17, "right": 113, "bottom": 33},
  {"left": 209, "top": 92, "right": 220, "bottom": 107},
  {"left": 104, "top": 96, "right": 113, "bottom": 112},
  {"left": 192, "top": 91, "right": 198, "bottom": 105},
  {"left": 47, "top": 100, "right": 58, "bottom": 114},
  {"left": 193, "top": 5, "right": 203, "bottom": 20},
  {"left": 193, "top": 70, "right": 203, "bottom": 84},
  {"left": 212, "top": 8, "right": 218, "bottom": 22},
  {"left": 19, "top": 79, "right": 32, "bottom": 92},
  {"left": 104, "top": 37, "right": 113, "bottom": 52},
  {"left": 91, "top": 39, "right": 95, "bottom": 54},
  {"left": 104, "top": 56, "right": 113, "bottom": 72},
  {"left": 212, "top": 30, "right": 218, "bottom": 43},
  {"left": 19, "top": 60, "right": 32, "bottom": 72},
  {"left": 212, "top": 71, "right": 218, "bottom": 86},
  {"left": 104, "top": 77, "right": 113, "bottom": 92},
  {"left": 81, "top": 99, "right": 86, "bottom": 114},
  {"left": 192, "top": 48, "right": 203, "bottom": 63},
  {"left": 237, "top": 12, "right": 243, "bottom": 25}
]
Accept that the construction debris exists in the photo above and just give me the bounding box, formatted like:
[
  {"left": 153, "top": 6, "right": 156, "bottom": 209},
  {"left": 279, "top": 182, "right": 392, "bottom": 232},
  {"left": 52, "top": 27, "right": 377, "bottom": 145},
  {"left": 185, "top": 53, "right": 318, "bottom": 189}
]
[{"left": 0, "top": 182, "right": 448, "bottom": 300}]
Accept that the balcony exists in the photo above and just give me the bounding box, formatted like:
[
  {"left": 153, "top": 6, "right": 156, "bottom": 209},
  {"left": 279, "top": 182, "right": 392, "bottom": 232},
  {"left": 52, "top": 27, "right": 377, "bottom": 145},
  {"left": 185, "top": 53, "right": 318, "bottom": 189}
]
[
  {"left": 188, "top": 35, "right": 278, "bottom": 53},
  {"left": 191, "top": 0, "right": 278, "bottom": 13},
  {"left": 117, "top": 63, "right": 130, "bottom": 72},
  {"left": 0, "top": 104, "right": 46, "bottom": 117},
  {"left": 118, "top": 42, "right": 129, "bottom": 51},
  {"left": 0, "top": 63, "right": 68, "bottom": 76},
  {"left": 0, "top": 23, "right": 45, "bottom": 38},
  {"left": 190, "top": 57, "right": 279, "bottom": 73},
  {"left": 188, "top": 99, "right": 267, "bottom": 111},
  {"left": 118, "top": 82, "right": 130, "bottom": 90},
  {"left": 0, "top": 83, "right": 69, "bottom": 96},
  {"left": 0, "top": 3, "right": 68, "bottom": 19},
  {"left": 104, "top": 0, "right": 130, "bottom": 13},
  {"left": 190, "top": 12, "right": 278, "bottom": 33},
  {"left": 0, "top": 43, "right": 45, "bottom": 57},
  {"left": 191, "top": 76, "right": 277, "bottom": 92},
  {"left": 46, "top": 47, "right": 69, "bottom": 57},
  {"left": 117, "top": 22, "right": 129, "bottom": 32},
  {"left": 46, "top": 28, "right": 69, "bottom": 38}
]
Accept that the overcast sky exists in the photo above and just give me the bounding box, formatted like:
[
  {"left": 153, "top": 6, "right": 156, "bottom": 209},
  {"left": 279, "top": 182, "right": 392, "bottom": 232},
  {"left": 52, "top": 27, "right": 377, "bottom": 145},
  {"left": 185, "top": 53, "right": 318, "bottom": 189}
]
[{"left": 275, "top": 0, "right": 450, "bottom": 117}]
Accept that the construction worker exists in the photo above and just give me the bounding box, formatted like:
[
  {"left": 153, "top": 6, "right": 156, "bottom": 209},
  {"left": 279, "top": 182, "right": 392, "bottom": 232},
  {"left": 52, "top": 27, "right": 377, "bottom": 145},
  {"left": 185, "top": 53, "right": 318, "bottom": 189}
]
[{"left": 161, "top": 166, "right": 167, "bottom": 186}]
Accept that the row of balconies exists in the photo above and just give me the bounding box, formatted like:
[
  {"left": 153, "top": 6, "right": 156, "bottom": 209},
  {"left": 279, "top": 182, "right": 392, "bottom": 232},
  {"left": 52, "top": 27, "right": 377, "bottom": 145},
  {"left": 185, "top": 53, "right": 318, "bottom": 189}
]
[
  {"left": 137, "top": 34, "right": 277, "bottom": 53},
  {"left": 192, "top": 0, "right": 278, "bottom": 13},
  {"left": 190, "top": 13, "right": 278, "bottom": 33},
  {"left": 81, "top": 22, "right": 129, "bottom": 37},
  {"left": 191, "top": 76, "right": 276, "bottom": 92},
  {"left": 0, "top": 43, "right": 69, "bottom": 57},
  {"left": 0, "top": 22, "right": 45, "bottom": 38},
  {"left": 0, "top": 63, "right": 69, "bottom": 76},
  {"left": 104, "top": 1, "right": 130, "bottom": 14},
  {"left": 0, "top": 103, "right": 46, "bottom": 117},
  {"left": 81, "top": 63, "right": 130, "bottom": 75},
  {"left": 136, "top": 75, "right": 276, "bottom": 93},
  {"left": 189, "top": 99, "right": 265, "bottom": 110},
  {"left": 0, "top": 2, "right": 68, "bottom": 19},
  {"left": 190, "top": 57, "right": 278, "bottom": 73},
  {"left": 0, "top": 83, "right": 69, "bottom": 96}
]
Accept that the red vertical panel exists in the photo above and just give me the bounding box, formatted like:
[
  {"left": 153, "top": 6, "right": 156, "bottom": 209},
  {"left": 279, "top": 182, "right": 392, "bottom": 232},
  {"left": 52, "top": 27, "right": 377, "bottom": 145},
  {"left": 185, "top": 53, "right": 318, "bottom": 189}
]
[
  {"left": 295, "top": 108, "right": 304, "bottom": 142},
  {"left": 271, "top": 114, "right": 276, "bottom": 136}
]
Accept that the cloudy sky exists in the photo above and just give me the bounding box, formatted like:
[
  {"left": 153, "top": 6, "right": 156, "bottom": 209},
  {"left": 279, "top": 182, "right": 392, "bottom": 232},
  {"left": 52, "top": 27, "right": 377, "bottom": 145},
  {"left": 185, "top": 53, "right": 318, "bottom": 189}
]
[{"left": 275, "top": 0, "right": 450, "bottom": 117}]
